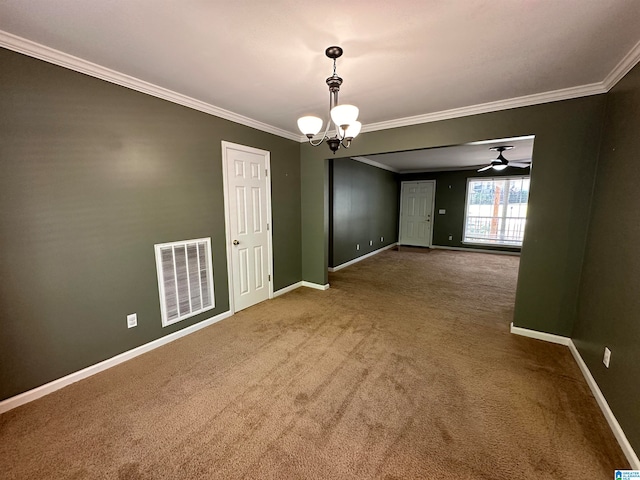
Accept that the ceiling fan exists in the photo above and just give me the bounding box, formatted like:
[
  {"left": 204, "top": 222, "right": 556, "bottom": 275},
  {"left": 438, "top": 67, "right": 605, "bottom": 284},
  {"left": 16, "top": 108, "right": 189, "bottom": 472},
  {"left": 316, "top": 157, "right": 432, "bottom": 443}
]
[{"left": 477, "top": 146, "right": 531, "bottom": 172}]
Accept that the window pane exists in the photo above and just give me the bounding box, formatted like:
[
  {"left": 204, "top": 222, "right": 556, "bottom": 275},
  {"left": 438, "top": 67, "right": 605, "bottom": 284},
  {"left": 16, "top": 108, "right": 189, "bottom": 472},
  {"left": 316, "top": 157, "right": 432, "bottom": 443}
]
[{"left": 464, "top": 176, "right": 530, "bottom": 246}]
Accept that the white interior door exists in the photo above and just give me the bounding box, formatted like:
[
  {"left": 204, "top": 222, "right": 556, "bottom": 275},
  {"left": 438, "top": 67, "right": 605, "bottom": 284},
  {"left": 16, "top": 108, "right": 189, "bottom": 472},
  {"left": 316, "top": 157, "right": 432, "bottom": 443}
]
[
  {"left": 222, "top": 142, "right": 272, "bottom": 312},
  {"left": 399, "top": 181, "right": 435, "bottom": 247}
]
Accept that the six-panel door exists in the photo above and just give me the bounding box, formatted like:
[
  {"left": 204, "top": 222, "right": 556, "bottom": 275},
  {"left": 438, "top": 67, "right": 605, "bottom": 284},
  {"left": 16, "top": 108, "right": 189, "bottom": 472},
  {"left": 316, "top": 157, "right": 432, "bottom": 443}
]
[{"left": 226, "top": 146, "right": 270, "bottom": 311}]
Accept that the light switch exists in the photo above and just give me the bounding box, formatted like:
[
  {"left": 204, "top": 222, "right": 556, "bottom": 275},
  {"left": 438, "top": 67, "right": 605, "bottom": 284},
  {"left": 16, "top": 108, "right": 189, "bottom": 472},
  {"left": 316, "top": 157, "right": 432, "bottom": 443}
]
[{"left": 439, "top": 209, "right": 446, "bottom": 214}]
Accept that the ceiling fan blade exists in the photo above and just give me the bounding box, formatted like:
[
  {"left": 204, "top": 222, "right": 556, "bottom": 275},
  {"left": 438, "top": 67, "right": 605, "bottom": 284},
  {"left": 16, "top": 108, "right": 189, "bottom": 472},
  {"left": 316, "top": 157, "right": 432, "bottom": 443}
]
[
  {"left": 509, "top": 162, "right": 531, "bottom": 168},
  {"left": 477, "top": 165, "right": 493, "bottom": 172}
]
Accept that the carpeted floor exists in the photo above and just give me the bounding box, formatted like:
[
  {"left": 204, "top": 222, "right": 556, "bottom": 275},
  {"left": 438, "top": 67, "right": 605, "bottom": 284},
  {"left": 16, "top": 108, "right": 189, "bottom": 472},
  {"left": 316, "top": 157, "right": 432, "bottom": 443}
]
[{"left": 0, "top": 249, "right": 629, "bottom": 479}]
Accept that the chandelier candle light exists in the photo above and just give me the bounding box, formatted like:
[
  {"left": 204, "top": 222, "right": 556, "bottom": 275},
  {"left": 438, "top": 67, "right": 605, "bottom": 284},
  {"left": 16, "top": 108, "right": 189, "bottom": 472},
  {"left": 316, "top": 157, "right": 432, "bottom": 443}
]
[{"left": 297, "top": 46, "right": 361, "bottom": 153}]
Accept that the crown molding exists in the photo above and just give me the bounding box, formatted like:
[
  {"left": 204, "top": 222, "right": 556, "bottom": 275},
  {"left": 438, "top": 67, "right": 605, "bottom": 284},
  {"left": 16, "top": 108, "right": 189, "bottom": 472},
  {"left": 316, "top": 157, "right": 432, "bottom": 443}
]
[
  {"left": 602, "top": 38, "right": 640, "bottom": 91},
  {"left": 350, "top": 156, "right": 400, "bottom": 173},
  {"left": 355, "top": 39, "right": 640, "bottom": 135},
  {"left": 3, "top": 29, "right": 639, "bottom": 144},
  {"left": 0, "top": 30, "right": 301, "bottom": 142},
  {"left": 359, "top": 82, "right": 607, "bottom": 135}
]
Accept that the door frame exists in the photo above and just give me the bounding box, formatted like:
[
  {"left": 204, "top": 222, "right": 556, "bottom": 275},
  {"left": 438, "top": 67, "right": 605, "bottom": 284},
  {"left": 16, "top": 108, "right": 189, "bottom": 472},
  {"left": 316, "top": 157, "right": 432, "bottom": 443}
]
[
  {"left": 398, "top": 180, "right": 436, "bottom": 247},
  {"left": 221, "top": 141, "right": 274, "bottom": 314}
]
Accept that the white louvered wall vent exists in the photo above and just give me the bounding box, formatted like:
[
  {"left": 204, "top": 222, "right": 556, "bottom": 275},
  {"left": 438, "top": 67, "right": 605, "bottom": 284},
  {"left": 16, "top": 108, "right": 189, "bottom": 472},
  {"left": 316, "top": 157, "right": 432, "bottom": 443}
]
[{"left": 154, "top": 238, "right": 215, "bottom": 327}]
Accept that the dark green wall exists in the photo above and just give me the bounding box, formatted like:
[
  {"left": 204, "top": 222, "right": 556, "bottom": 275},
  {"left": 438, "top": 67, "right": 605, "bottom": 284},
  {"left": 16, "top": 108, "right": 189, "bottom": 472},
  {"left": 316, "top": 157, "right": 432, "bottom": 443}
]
[
  {"left": 400, "top": 167, "right": 529, "bottom": 253},
  {"left": 301, "top": 147, "right": 329, "bottom": 286},
  {"left": 573, "top": 62, "right": 640, "bottom": 454},
  {"left": 329, "top": 158, "right": 399, "bottom": 267},
  {"left": 0, "top": 48, "right": 301, "bottom": 401},
  {"left": 302, "top": 95, "right": 606, "bottom": 336}
]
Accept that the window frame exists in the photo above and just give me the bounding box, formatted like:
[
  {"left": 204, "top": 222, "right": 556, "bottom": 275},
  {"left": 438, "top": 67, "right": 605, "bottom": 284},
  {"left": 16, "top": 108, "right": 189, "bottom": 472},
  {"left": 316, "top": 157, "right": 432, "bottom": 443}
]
[{"left": 462, "top": 175, "right": 530, "bottom": 248}]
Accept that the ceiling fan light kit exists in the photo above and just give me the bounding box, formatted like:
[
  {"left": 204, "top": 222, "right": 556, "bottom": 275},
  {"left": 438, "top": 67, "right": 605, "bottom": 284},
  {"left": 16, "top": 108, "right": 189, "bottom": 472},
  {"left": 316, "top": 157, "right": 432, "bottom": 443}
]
[
  {"left": 297, "top": 46, "right": 361, "bottom": 154},
  {"left": 477, "top": 145, "right": 531, "bottom": 172}
]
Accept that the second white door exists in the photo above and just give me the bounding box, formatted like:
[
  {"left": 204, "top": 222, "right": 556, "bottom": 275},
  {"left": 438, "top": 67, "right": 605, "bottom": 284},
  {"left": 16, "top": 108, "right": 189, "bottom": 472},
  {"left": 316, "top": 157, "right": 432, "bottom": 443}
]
[
  {"left": 222, "top": 142, "right": 271, "bottom": 312},
  {"left": 399, "top": 181, "right": 435, "bottom": 247}
]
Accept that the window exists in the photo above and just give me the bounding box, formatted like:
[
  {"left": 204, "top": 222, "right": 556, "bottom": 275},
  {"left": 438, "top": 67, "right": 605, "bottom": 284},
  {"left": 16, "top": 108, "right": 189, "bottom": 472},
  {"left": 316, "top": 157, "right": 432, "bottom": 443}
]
[
  {"left": 155, "top": 238, "right": 215, "bottom": 327},
  {"left": 463, "top": 176, "right": 530, "bottom": 247}
]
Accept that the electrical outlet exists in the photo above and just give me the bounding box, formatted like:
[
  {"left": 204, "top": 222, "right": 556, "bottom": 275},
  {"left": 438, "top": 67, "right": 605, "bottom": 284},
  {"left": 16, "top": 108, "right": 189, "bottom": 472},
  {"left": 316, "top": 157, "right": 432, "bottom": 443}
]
[
  {"left": 356, "top": 244, "right": 360, "bottom": 251},
  {"left": 448, "top": 235, "right": 453, "bottom": 241},
  {"left": 127, "top": 313, "right": 137, "bottom": 329},
  {"left": 369, "top": 240, "right": 373, "bottom": 246},
  {"left": 603, "top": 347, "right": 611, "bottom": 368},
  {"left": 380, "top": 236, "right": 384, "bottom": 242}
]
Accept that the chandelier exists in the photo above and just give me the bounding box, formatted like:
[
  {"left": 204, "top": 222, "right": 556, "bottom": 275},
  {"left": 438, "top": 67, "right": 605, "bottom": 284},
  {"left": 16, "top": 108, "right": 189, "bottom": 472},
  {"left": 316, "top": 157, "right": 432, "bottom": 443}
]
[{"left": 297, "top": 46, "right": 361, "bottom": 153}]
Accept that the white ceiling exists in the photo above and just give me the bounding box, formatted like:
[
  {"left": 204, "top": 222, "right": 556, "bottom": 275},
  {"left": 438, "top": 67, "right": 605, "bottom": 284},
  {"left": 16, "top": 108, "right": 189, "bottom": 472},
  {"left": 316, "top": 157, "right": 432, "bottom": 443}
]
[
  {"left": 353, "top": 136, "right": 535, "bottom": 173},
  {"left": 1, "top": 1, "right": 640, "bottom": 140}
]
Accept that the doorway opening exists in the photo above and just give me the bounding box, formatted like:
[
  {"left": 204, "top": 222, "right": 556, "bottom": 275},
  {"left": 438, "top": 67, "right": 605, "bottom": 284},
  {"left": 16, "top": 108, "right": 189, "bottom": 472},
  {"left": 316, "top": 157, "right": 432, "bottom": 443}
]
[{"left": 327, "top": 135, "right": 535, "bottom": 277}]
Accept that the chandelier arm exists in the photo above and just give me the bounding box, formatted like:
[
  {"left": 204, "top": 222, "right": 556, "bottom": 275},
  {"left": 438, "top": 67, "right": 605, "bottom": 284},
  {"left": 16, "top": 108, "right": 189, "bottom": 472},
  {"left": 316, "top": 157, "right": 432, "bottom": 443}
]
[
  {"left": 307, "top": 115, "right": 333, "bottom": 147},
  {"left": 336, "top": 127, "right": 345, "bottom": 141},
  {"left": 308, "top": 136, "right": 326, "bottom": 147}
]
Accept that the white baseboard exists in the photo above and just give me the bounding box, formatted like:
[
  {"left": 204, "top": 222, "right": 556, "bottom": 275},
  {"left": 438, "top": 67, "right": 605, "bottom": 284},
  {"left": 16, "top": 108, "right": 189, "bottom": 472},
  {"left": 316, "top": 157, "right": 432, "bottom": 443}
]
[
  {"left": 274, "top": 281, "right": 329, "bottom": 295},
  {"left": 0, "top": 280, "right": 330, "bottom": 414},
  {"left": 0, "top": 310, "right": 232, "bottom": 414},
  {"left": 273, "top": 281, "right": 303, "bottom": 297},
  {"left": 432, "top": 245, "right": 521, "bottom": 256},
  {"left": 301, "top": 281, "right": 330, "bottom": 291},
  {"left": 510, "top": 322, "right": 571, "bottom": 345},
  {"left": 329, "top": 243, "right": 398, "bottom": 272},
  {"left": 568, "top": 340, "right": 640, "bottom": 469},
  {"left": 509, "top": 323, "right": 639, "bottom": 469}
]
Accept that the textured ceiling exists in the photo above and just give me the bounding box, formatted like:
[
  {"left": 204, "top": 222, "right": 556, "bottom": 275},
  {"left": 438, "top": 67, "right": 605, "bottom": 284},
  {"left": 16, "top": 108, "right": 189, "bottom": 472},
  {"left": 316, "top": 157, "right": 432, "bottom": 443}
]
[{"left": 1, "top": 1, "right": 640, "bottom": 138}]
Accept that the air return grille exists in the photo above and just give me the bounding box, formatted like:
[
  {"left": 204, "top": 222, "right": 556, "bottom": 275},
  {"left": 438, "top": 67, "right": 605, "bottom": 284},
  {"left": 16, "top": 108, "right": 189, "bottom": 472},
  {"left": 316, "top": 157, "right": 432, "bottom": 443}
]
[{"left": 154, "top": 238, "right": 215, "bottom": 327}]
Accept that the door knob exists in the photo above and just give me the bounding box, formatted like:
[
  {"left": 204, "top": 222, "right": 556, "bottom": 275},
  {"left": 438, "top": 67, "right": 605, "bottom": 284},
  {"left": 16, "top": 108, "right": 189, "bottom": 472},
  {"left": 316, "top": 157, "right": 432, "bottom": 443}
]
[{"left": 233, "top": 240, "right": 239, "bottom": 245}]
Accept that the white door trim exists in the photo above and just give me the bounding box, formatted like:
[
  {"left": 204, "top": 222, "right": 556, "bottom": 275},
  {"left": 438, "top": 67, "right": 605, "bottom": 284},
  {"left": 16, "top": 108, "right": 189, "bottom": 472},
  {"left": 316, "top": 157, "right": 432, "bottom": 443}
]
[
  {"left": 398, "top": 180, "right": 436, "bottom": 247},
  {"left": 221, "top": 141, "right": 274, "bottom": 314}
]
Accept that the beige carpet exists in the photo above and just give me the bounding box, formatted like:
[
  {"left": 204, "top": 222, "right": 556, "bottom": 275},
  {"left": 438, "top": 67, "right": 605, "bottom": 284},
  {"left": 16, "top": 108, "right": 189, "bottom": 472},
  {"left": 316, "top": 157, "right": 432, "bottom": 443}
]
[
  {"left": 0, "top": 250, "right": 629, "bottom": 479},
  {"left": 396, "top": 245, "right": 432, "bottom": 253}
]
